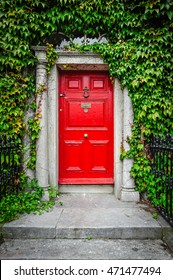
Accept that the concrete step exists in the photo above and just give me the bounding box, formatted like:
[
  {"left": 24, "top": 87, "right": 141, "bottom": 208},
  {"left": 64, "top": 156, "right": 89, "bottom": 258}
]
[
  {"left": 3, "top": 194, "right": 172, "bottom": 242},
  {"left": 1, "top": 239, "right": 173, "bottom": 259},
  {"left": 59, "top": 184, "right": 114, "bottom": 194}
]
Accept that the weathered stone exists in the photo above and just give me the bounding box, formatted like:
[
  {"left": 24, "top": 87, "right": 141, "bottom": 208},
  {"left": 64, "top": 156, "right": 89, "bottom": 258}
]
[
  {"left": 121, "top": 88, "right": 139, "bottom": 201},
  {"left": 1, "top": 239, "right": 172, "bottom": 260},
  {"left": 35, "top": 63, "right": 49, "bottom": 200},
  {"left": 3, "top": 194, "right": 171, "bottom": 240}
]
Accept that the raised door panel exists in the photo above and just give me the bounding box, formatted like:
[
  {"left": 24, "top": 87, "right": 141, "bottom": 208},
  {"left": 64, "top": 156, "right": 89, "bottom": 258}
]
[
  {"left": 65, "top": 76, "right": 83, "bottom": 91},
  {"left": 63, "top": 140, "right": 85, "bottom": 174},
  {"left": 90, "top": 76, "right": 108, "bottom": 91},
  {"left": 65, "top": 99, "right": 106, "bottom": 128},
  {"left": 88, "top": 140, "right": 110, "bottom": 173}
]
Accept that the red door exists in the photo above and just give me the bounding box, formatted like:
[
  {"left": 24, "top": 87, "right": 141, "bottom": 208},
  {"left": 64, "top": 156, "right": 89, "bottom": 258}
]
[{"left": 59, "top": 71, "right": 114, "bottom": 184}]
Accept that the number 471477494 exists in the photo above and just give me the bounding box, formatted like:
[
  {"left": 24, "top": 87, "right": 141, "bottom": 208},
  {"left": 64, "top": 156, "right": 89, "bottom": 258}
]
[{"left": 107, "top": 267, "right": 161, "bottom": 276}]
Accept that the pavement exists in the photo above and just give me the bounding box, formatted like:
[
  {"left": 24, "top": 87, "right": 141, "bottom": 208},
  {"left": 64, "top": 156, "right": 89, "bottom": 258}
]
[{"left": 0, "top": 193, "right": 173, "bottom": 259}]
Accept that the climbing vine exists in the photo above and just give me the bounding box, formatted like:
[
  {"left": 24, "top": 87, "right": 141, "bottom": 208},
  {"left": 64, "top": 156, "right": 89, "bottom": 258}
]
[
  {"left": 46, "top": 43, "right": 59, "bottom": 74},
  {"left": 0, "top": 177, "right": 57, "bottom": 223},
  {"left": 0, "top": 0, "right": 173, "bottom": 205}
]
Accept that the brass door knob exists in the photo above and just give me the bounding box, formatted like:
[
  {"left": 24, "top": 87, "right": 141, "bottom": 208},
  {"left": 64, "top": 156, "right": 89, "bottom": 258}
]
[{"left": 84, "top": 134, "right": 88, "bottom": 138}]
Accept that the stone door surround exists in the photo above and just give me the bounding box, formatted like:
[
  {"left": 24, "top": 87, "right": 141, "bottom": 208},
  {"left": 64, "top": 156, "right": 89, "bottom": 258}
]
[{"left": 33, "top": 46, "right": 139, "bottom": 202}]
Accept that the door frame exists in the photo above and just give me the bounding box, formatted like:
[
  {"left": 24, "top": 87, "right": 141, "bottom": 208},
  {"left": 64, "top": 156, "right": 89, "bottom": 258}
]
[{"left": 33, "top": 47, "right": 139, "bottom": 201}]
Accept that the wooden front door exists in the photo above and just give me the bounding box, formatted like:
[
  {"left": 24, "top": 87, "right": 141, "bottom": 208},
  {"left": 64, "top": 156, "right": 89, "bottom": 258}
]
[{"left": 59, "top": 71, "right": 114, "bottom": 184}]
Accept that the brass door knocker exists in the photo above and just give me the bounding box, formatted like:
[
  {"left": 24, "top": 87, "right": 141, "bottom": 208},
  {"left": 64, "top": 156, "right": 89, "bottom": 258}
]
[{"left": 83, "top": 87, "right": 90, "bottom": 98}]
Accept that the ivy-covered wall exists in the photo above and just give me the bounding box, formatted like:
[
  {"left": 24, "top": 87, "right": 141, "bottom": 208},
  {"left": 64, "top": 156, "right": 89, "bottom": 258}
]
[{"left": 0, "top": 0, "right": 173, "bottom": 197}]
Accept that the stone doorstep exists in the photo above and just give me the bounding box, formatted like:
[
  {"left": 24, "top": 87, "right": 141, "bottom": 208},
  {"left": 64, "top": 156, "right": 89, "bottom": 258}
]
[
  {"left": 3, "top": 226, "right": 163, "bottom": 240},
  {"left": 58, "top": 185, "right": 114, "bottom": 194},
  {"left": 3, "top": 207, "right": 171, "bottom": 241}
]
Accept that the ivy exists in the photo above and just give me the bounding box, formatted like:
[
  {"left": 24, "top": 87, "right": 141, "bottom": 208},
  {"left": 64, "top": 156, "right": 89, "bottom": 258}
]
[
  {"left": 0, "top": 177, "right": 55, "bottom": 224},
  {"left": 0, "top": 0, "right": 173, "bottom": 209},
  {"left": 46, "top": 43, "right": 58, "bottom": 74},
  {"left": 0, "top": 73, "right": 31, "bottom": 136}
]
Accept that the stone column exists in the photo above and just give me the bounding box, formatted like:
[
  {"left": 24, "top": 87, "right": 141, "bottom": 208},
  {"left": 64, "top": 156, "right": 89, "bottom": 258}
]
[
  {"left": 121, "top": 88, "right": 140, "bottom": 202},
  {"left": 47, "top": 65, "right": 58, "bottom": 187},
  {"left": 35, "top": 62, "right": 49, "bottom": 200},
  {"left": 24, "top": 108, "right": 35, "bottom": 181},
  {"left": 114, "top": 79, "right": 123, "bottom": 199}
]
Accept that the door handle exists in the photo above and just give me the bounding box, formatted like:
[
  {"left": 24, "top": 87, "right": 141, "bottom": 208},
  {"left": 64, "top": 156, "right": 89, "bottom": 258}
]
[{"left": 84, "top": 133, "right": 88, "bottom": 138}]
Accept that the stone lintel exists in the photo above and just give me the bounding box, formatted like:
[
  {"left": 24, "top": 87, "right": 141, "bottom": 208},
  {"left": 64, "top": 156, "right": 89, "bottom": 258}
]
[
  {"left": 32, "top": 46, "right": 108, "bottom": 67},
  {"left": 58, "top": 63, "right": 109, "bottom": 71}
]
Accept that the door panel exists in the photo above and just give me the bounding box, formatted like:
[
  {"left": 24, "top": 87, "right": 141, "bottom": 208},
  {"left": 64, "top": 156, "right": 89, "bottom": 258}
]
[
  {"left": 59, "top": 71, "right": 114, "bottom": 184},
  {"left": 64, "top": 140, "right": 84, "bottom": 172},
  {"left": 67, "top": 100, "right": 105, "bottom": 127},
  {"left": 89, "top": 140, "right": 109, "bottom": 172},
  {"left": 91, "top": 77, "right": 108, "bottom": 90}
]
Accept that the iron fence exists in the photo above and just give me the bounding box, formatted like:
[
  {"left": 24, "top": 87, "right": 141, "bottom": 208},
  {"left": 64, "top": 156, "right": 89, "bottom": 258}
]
[
  {"left": 0, "top": 135, "right": 22, "bottom": 200},
  {"left": 149, "top": 134, "right": 173, "bottom": 227}
]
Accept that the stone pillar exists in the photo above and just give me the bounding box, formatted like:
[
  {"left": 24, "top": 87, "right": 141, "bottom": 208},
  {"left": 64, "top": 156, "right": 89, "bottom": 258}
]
[
  {"left": 35, "top": 63, "right": 49, "bottom": 200},
  {"left": 121, "top": 88, "right": 140, "bottom": 202},
  {"left": 114, "top": 79, "right": 123, "bottom": 199},
  {"left": 24, "top": 108, "right": 35, "bottom": 181},
  {"left": 47, "top": 65, "right": 58, "bottom": 187}
]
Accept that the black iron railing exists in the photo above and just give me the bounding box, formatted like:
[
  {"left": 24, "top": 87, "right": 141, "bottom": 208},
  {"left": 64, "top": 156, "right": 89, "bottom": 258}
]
[
  {"left": 0, "top": 135, "right": 22, "bottom": 200},
  {"left": 149, "top": 134, "right": 173, "bottom": 227}
]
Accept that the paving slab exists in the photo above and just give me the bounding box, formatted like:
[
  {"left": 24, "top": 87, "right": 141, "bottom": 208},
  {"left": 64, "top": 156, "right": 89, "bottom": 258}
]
[
  {"left": 56, "top": 208, "right": 162, "bottom": 239},
  {"left": 3, "top": 208, "right": 63, "bottom": 239},
  {"left": 0, "top": 239, "right": 173, "bottom": 260}
]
